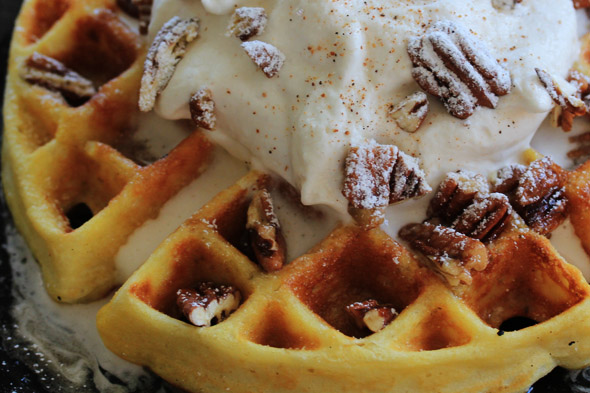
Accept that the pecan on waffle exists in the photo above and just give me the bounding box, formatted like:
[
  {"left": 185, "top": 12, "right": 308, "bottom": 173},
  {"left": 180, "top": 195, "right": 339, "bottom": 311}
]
[{"left": 98, "top": 171, "right": 590, "bottom": 393}]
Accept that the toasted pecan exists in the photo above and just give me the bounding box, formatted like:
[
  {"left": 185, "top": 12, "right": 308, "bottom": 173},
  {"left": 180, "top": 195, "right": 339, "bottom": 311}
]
[
  {"left": 227, "top": 7, "right": 267, "bottom": 41},
  {"left": 389, "top": 151, "right": 431, "bottom": 203},
  {"left": 399, "top": 222, "right": 489, "bottom": 285},
  {"left": 537, "top": 68, "right": 587, "bottom": 132},
  {"left": 246, "top": 189, "right": 286, "bottom": 273},
  {"left": 390, "top": 91, "right": 429, "bottom": 133},
  {"left": 493, "top": 157, "right": 568, "bottom": 235},
  {"left": 21, "top": 52, "right": 96, "bottom": 105},
  {"left": 451, "top": 193, "right": 512, "bottom": 241},
  {"left": 241, "top": 40, "right": 285, "bottom": 78},
  {"left": 139, "top": 17, "right": 199, "bottom": 112},
  {"left": 177, "top": 283, "right": 241, "bottom": 327},
  {"left": 346, "top": 300, "right": 398, "bottom": 333},
  {"left": 427, "top": 170, "right": 489, "bottom": 223},
  {"left": 408, "top": 20, "right": 511, "bottom": 119},
  {"left": 189, "top": 88, "right": 216, "bottom": 130}
]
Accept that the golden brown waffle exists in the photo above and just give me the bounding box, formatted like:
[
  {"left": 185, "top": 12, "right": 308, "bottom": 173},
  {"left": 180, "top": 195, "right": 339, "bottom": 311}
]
[
  {"left": 97, "top": 171, "right": 590, "bottom": 393},
  {"left": 2, "top": 0, "right": 213, "bottom": 302},
  {"left": 5, "top": 1, "right": 590, "bottom": 392}
]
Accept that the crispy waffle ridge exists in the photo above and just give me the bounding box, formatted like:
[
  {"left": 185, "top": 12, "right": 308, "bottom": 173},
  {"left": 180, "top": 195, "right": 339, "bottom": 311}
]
[
  {"left": 2, "top": 0, "right": 213, "bottom": 302},
  {"left": 96, "top": 170, "right": 590, "bottom": 393},
  {"left": 5, "top": 1, "right": 590, "bottom": 392}
]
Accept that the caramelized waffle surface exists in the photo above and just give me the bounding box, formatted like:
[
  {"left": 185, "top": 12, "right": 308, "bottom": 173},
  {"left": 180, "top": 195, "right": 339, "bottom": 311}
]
[
  {"left": 2, "top": 0, "right": 213, "bottom": 302},
  {"left": 97, "top": 171, "right": 590, "bottom": 393},
  {"left": 4, "top": 0, "right": 590, "bottom": 392}
]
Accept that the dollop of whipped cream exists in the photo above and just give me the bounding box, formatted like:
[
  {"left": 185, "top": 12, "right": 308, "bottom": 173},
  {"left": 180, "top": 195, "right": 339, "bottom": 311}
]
[{"left": 150, "top": 0, "right": 578, "bottom": 217}]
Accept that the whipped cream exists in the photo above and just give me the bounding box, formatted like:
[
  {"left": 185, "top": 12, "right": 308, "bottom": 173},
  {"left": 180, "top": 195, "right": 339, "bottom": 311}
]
[{"left": 150, "top": 0, "right": 578, "bottom": 217}]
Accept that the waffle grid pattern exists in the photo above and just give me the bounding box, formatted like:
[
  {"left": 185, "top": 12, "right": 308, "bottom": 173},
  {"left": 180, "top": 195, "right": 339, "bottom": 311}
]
[
  {"left": 5, "top": 1, "right": 590, "bottom": 392},
  {"left": 2, "top": 0, "right": 213, "bottom": 302},
  {"left": 98, "top": 172, "right": 590, "bottom": 393}
]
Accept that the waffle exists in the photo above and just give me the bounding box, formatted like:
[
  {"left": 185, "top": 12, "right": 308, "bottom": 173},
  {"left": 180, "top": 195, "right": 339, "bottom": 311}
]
[
  {"left": 5, "top": 0, "right": 590, "bottom": 392},
  {"left": 2, "top": 0, "right": 213, "bottom": 302}
]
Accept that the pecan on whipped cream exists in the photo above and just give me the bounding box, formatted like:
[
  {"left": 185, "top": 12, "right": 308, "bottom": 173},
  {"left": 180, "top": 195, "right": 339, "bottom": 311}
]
[{"left": 408, "top": 20, "right": 511, "bottom": 119}]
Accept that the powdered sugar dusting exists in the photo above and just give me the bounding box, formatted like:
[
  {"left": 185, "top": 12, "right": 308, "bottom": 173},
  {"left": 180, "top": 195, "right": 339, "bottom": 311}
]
[
  {"left": 343, "top": 141, "right": 397, "bottom": 209},
  {"left": 227, "top": 7, "right": 267, "bottom": 41},
  {"left": 408, "top": 20, "right": 511, "bottom": 119},
  {"left": 241, "top": 40, "right": 285, "bottom": 78},
  {"left": 516, "top": 156, "right": 561, "bottom": 206}
]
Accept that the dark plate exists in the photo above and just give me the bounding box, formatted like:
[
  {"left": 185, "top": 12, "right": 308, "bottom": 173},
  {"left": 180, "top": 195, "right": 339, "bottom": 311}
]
[{"left": 0, "top": 0, "right": 588, "bottom": 391}]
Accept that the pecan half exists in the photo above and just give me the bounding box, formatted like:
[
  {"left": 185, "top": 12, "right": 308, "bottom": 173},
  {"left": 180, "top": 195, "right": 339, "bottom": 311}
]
[
  {"left": 177, "top": 282, "right": 241, "bottom": 327},
  {"left": 537, "top": 68, "right": 587, "bottom": 132},
  {"left": 427, "top": 170, "right": 489, "bottom": 224},
  {"left": 389, "top": 91, "right": 429, "bottom": 133},
  {"left": 139, "top": 17, "right": 199, "bottom": 112},
  {"left": 190, "top": 88, "right": 216, "bottom": 130},
  {"left": 343, "top": 142, "right": 398, "bottom": 209},
  {"left": 21, "top": 52, "right": 96, "bottom": 106},
  {"left": 346, "top": 300, "right": 398, "bottom": 333},
  {"left": 343, "top": 142, "right": 430, "bottom": 210},
  {"left": 408, "top": 20, "right": 511, "bottom": 119},
  {"left": 241, "top": 40, "right": 285, "bottom": 78},
  {"left": 550, "top": 71, "right": 590, "bottom": 131},
  {"left": 519, "top": 187, "right": 567, "bottom": 235},
  {"left": 492, "top": 164, "right": 527, "bottom": 194},
  {"left": 227, "top": 7, "right": 267, "bottom": 41},
  {"left": 574, "top": 0, "right": 590, "bottom": 9},
  {"left": 389, "top": 151, "right": 431, "bottom": 203},
  {"left": 451, "top": 193, "right": 512, "bottom": 241},
  {"left": 493, "top": 157, "right": 568, "bottom": 235},
  {"left": 516, "top": 157, "right": 563, "bottom": 206},
  {"left": 246, "top": 189, "right": 286, "bottom": 272},
  {"left": 399, "top": 222, "right": 488, "bottom": 285}
]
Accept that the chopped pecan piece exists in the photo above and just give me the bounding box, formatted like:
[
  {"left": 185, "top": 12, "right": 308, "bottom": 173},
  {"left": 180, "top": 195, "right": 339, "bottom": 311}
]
[
  {"left": 343, "top": 142, "right": 430, "bottom": 209},
  {"left": 189, "top": 88, "right": 216, "bottom": 130},
  {"left": 399, "top": 222, "right": 488, "bottom": 285},
  {"left": 491, "top": 0, "right": 522, "bottom": 10},
  {"left": 516, "top": 157, "right": 563, "bottom": 206},
  {"left": 21, "top": 52, "right": 96, "bottom": 105},
  {"left": 346, "top": 300, "right": 398, "bottom": 333},
  {"left": 574, "top": 0, "right": 590, "bottom": 9},
  {"left": 139, "top": 17, "right": 199, "bottom": 112},
  {"left": 227, "top": 7, "right": 267, "bottom": 41},
  {"left": 389, "top": 151, "right": 431, "bottom": 203},
  {"left": 519, "top": 187, "right": 567, "bottom": 235},
  {"left": 451, "top": 193, "right": 512, "bottom": 241},
  {"left": 537, "top": 68, "right": 587, "bottom": 132},
  {"left": 407, "top": 20, "right": 511, "bottom": 119},
  {"left": 551, "top": 71, "right": 590, "bottom": 131},
  {"left": 133, "top": 0, "right": 152, "bottom": 34},
  {"left": 389, "top": 91, "right": 429, "bottom": 133},
  {"left": 427, "top": 170, "right": 489, "bottom": 224},
  {"left": 177, "top": 282, "right": 241, "bottom": 327},
  {"left": 246, "top": 189, "right": 286, "bottom": 272},
  {"left": 493, "top": 157, "right": 568, "bottom": 235},
  {"left": 241, "top": 40, "right": 285, "bottom": 78},
  {"left": 343, "top": 142, "right": 398, "bottom": 209},
  {"left": 492, "top": 164, "right": 527, "bottom": 194}
]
